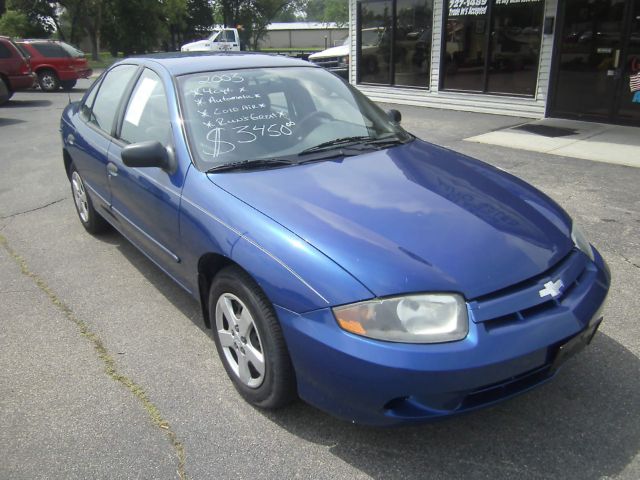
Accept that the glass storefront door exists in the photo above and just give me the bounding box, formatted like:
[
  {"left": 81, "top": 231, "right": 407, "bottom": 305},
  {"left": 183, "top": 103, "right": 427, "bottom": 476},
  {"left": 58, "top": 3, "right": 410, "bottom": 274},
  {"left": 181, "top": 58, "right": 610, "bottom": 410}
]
[{"left": 551, "top": 0, "right": 640, "bottom": 125}]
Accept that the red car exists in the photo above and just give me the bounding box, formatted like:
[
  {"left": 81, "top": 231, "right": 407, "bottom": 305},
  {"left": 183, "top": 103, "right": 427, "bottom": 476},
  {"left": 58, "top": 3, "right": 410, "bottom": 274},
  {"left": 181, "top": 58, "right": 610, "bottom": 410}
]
[
  {"left": 16, "top": 40, "right": 92, "bottom": 91},
  {"left": 0, "top": 35, "right": 36, "bottom": 103}
]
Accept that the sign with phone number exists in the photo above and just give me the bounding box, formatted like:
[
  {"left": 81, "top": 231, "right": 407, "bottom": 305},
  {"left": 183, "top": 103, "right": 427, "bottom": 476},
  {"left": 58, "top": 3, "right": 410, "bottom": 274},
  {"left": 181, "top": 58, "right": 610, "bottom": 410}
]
[{"left": 449, "top": 0, "right": 541, "bottom": 17}]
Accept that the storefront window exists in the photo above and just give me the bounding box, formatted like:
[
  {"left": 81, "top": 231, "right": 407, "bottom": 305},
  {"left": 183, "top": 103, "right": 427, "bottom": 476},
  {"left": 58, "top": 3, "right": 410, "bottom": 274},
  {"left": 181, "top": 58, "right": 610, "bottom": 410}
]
[
  {"left": 442, "top": 4, "right": 488, "bottom": 91},
  {"left": 442, "top": 0, "right": 544, "bottom": 95},
  {"left": 359, "top": 0, "right": 393, "bottom": 84},
  {"left": 358, "top": 0, "right": 434, "bottom": 87}
]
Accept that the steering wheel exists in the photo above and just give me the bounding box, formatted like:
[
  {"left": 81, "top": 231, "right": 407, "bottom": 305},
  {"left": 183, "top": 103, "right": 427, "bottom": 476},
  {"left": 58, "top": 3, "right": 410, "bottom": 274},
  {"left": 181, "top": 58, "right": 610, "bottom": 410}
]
[{"left": 296, "top": 111, "right": 334, "bottom": 138}]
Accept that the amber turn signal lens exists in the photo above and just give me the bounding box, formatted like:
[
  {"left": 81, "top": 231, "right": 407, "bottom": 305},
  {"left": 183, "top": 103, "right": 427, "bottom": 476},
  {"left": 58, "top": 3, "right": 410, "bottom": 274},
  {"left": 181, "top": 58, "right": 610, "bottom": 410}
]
[{"left": 336, "top": 318, "right": 366, "bottom": 335}]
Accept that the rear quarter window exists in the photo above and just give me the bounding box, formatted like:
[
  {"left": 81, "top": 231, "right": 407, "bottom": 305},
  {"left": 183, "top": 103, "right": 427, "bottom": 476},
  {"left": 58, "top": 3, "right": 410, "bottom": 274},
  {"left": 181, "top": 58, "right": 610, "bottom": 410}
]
[{"left": 32, "top": 43, "right": 68, "bottom": 58}]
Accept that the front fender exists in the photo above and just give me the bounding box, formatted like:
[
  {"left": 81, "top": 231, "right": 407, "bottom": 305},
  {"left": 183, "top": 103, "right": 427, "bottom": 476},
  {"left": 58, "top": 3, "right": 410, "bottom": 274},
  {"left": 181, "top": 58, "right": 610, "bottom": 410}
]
[{"left": 179, "top": 169, "right": 373, "bottom": 313}]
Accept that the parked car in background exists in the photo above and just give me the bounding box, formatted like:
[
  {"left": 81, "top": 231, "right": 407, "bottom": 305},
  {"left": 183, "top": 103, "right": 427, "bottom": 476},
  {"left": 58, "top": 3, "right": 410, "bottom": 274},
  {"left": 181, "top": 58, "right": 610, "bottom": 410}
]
[
  {"left": 308, "top": 37, "right": 349, "bottom": 78},
  {"left": 0, "top": 35, "right": 36, "bottom": 103},
  {"left": 60, "top": 53, "right": 610, "bottom": 426},
  {"left": 16, "top": 40, "right": 92, "bottom": 91},
  {"left": 181, "top": 28, "right": 241, "bottom": 52}
]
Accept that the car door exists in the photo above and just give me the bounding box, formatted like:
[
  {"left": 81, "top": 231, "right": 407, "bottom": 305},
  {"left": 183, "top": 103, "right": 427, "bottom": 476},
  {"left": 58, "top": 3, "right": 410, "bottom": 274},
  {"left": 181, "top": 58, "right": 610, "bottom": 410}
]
[
  {"left": 69, "top": 64, "right": 139, "bottom": 211},
  {"left": 106, "top": 67, "right": 189, "bottom": 287}
]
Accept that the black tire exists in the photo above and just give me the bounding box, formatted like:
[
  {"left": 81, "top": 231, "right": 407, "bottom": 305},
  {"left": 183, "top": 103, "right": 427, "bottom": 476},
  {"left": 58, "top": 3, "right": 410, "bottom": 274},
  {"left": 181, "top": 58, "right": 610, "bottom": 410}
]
[
  {"left": 69, "top": 164, "right": 108, "bottom": 234},
  {"left": 61, "top": 80, "right": 77, "bottom": 91},
  {"left": 0, "top": 80, "right": 8, "bottom": 106},
  {"left": 208, "top": 266, "right": 296, "bottom": 409},
  {"left": 38, "top": 69, "right": 60, "bottom": 91}
]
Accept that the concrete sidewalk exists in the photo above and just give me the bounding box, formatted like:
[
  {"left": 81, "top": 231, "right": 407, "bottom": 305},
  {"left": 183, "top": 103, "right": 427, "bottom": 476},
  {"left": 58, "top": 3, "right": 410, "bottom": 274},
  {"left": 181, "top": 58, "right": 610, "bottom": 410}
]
[{"left": 466, "top": 118, "right": 640, "bottom": 169}]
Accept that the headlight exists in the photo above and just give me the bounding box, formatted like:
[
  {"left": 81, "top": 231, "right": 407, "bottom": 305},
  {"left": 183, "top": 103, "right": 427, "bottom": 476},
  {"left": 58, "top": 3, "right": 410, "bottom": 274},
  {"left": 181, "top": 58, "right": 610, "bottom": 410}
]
[
  {"left": 571, "top": 222, "right": 594, "bottom": 261},
  {"left": 333, "top": 294, "right": 468, "bottom": 344},
  {"left": 339, "top": 56, "right": 349, "bottom": 66}
]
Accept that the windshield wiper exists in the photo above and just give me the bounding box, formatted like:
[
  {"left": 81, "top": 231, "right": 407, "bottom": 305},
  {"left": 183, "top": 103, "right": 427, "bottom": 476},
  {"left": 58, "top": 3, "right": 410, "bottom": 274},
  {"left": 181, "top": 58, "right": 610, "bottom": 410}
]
[
  {"left": 363, "top": 133, "right": 413, "bottom": 147},
  {"left": 298, "top": 136, "right": 373, "bottom": 155},
  {"left": 299, "top": 134, "right": 413, "bottom": 157},
  {"left": 206, "top": 157, "right": 296, "bottom": 173}
]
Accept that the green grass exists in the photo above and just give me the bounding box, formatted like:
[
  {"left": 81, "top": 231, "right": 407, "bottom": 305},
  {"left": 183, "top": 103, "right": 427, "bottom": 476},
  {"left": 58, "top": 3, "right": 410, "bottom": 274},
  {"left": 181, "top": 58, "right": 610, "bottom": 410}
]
[{"left": 86, "top": 52, "right": 118, "bottom": 70}]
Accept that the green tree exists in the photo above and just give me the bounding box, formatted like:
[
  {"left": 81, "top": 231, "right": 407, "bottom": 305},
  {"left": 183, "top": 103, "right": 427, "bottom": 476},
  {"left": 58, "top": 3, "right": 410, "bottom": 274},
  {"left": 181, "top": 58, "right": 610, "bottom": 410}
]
[
  {"left": 164, "top": 0, "right": 188, "bottom": 50},
  {"left": 0, "top": 9, "right": 30, "bottom": 37},
  {"left": 102, "top": 0, "right": 165, "bottom": 56},
  {"left": 303, "top": 0, "right": 348, "bottom": 26},
  {"left": 216, "top": 0, "right": 304, "bottom": 50},
  {"left": 184, "top": 0, "right": 213, "bottom": 42},
  {"left": 5, "top": 0, "right": 58, "bottom": 37},
  {"left": 323, "top": 0, "right": 348, "bottom": 27}
]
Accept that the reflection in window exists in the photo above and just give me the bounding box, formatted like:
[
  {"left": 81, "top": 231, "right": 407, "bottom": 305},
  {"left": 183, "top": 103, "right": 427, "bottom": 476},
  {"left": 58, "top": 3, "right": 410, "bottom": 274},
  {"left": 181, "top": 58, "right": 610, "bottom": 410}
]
[
  {"left": 442, "top": 0, "right": 543, "bottom": 96},
  {"left": 488, "top": 0, "right": 543, "bottom": 95},
  {"left": 395, "top": 0, "right": 434, "bottom": 87},
  {"left": 442, "top": 12, "right": 488, "bottom": 91},
  {"left": 90, "top": 64, "right": 138, "bottom": 133},
  {"left": 121, "top": 69, "right": 171, "bottom": 145},
  {"left": 358, "top": 0, "right": 434, "bottom": 87},
  {"left": 359, "top": 0, "right": 393, "bottom": 84}
]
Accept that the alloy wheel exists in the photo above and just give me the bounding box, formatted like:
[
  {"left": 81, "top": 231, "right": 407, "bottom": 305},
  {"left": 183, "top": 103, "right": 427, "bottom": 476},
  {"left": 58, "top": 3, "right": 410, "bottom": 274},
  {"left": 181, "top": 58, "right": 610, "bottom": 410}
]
[
  {"left": 71, "top": 171, "right": 89, "bottom": 223},
  {"left": 215, "top": 293, "right": 265, "bottom": 388}
]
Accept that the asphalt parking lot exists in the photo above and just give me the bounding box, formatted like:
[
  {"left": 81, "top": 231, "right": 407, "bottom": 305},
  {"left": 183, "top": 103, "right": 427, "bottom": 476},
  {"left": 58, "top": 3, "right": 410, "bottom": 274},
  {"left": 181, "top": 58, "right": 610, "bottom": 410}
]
[{"left": 1, "top": 78, "right": 639, "bottom": 480}]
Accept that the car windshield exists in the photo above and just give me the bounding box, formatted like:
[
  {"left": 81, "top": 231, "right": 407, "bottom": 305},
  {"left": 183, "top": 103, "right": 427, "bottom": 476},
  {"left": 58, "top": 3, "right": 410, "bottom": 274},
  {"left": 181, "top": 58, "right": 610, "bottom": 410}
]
[
  {"left": 208, "top": 30, "right": 222, "bottom": 41},
  {"left": 59, "top": 42, "right": 84, "bottom": 57},
  {"left": 177, "top": 66, "right": 411, "bottom": 171}
]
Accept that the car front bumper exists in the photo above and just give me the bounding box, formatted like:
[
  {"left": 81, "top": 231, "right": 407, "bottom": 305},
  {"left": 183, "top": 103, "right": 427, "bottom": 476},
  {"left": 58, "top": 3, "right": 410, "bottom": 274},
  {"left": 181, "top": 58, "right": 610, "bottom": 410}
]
[{"left": 276, "top": 249, "right": 610, "bottom": 426}]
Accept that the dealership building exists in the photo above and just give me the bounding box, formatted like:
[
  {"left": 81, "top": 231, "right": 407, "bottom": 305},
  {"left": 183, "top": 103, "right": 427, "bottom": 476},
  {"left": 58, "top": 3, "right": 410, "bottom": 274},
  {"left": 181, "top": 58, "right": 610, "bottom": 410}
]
[{"left": 347, "top": 0, "right": 640, "bottom": 125}]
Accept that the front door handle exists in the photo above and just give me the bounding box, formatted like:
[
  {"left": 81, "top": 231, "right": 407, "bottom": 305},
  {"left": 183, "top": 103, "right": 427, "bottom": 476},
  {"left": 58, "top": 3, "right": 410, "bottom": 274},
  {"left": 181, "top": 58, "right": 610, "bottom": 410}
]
[{"left": 107, "top": 162, "right": 118, "bottom": 177}]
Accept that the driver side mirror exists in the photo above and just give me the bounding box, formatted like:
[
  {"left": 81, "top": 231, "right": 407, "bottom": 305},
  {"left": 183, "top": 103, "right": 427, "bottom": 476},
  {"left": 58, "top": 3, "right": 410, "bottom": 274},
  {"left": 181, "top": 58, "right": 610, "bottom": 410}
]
[
  {"left": 386, "top": 109, "right": 402, "bottom": 124},
  {"left": 121, "top": 141, "right": 175, "bottom": 173}
]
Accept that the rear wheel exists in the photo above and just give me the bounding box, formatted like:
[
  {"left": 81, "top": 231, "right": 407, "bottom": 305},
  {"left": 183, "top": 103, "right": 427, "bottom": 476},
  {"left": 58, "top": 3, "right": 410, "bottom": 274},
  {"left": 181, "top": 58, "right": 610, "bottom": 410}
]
[
  {"left": 69, "top": 164, "right": 108, "bottom": 234},
  {"left": 38, "top": 70, "right": 60, "bottom": 91},
  {"left": 60, "top": 80, "right": 77, "bottom": 91},
  {"left": 209, "top": 266, "right": 296, "bottom": 409}
]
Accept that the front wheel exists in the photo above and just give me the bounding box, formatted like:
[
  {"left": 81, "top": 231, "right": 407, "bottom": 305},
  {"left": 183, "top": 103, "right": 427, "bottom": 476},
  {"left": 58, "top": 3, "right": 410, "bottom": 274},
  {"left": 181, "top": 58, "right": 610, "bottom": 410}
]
[
  {"left": 69, "top": 165, "right": 108, "bottom": 234},
  {"left": 209, "top": 266, "right": 296, "bottom": 409}
]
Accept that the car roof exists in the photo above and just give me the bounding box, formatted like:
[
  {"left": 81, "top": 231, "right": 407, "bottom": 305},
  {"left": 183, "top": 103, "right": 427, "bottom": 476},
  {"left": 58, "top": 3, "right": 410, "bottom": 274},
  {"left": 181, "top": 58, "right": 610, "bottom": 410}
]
[
  {"left": 121, "top": 52, "right": 318, "bottom": 77},
  {"left": 17, "top": 39, "right": 61, "bottom": 43}
]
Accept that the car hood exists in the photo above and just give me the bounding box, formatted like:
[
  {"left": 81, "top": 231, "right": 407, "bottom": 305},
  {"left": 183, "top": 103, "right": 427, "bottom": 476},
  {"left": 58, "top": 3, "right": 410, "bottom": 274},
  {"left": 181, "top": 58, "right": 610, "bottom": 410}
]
[
  {"left": 208, "top": 140, "right": 573, "bottom": 300},
  {"left": 309, "top": 45, "right": 349, "bottom": 59},
  {"left": 181, "top": 40, "right": 209, "bottom": 51}
]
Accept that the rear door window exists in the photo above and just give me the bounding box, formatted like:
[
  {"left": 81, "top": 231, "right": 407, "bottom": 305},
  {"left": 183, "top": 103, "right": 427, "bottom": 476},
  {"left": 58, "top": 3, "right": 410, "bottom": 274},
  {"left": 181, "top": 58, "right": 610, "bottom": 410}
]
[{"left": 88, "top": 64, "right": 139, "bottom": 134}]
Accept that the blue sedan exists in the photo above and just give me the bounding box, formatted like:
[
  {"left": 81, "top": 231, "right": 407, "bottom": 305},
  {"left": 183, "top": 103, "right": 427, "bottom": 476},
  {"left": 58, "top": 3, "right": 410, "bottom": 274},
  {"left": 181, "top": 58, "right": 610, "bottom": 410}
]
[{"left": 60, "top": 53, "right": 610, "bottom": 426}]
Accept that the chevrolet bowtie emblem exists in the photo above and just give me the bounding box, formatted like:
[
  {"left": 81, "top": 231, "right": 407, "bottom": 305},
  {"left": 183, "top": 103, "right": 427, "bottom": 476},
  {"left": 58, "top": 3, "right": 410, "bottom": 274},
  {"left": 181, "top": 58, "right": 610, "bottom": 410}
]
[{"left": 539, "top": 279, "right": 564, "bottom": 298}]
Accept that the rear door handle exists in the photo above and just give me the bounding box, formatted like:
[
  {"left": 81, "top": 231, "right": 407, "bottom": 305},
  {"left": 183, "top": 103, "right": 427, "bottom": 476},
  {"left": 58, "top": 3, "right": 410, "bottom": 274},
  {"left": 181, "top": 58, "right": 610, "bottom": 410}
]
[{"left": 107, "top": 162, "right": 118, "bottom": 176}]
